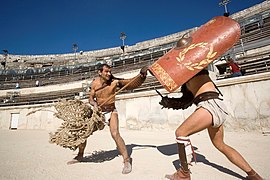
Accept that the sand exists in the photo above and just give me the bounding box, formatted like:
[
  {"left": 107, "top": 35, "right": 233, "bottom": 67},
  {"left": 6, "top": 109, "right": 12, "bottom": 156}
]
[{"left": 0, "top": 127, "right": 269, "bottom": 180}]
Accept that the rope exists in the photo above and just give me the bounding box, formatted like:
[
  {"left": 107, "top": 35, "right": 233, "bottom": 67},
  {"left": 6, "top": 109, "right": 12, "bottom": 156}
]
[{"left": 100, "top": 74, "right": 141, "bottom": 107}]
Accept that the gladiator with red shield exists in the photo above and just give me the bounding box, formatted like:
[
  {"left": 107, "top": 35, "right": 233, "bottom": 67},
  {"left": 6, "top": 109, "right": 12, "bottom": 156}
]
[{"left": 148, "top": 16, "right": 263, "bottom": 180}]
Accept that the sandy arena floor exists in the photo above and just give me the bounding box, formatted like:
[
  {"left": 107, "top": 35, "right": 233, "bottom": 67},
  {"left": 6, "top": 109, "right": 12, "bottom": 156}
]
[{"left": 0, "top": 127, "right": 269, "bottom": 180}]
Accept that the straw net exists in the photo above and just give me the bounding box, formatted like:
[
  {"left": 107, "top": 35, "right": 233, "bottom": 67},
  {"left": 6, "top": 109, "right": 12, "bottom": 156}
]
[{"left": 49, "top": 99, "right": 105, "bottom": 150}]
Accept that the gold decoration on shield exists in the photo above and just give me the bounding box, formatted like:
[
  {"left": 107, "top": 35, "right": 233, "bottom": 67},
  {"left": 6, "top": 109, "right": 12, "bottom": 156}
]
[{"left": 176, "top": 42, "right": 217, "bottom": 71}]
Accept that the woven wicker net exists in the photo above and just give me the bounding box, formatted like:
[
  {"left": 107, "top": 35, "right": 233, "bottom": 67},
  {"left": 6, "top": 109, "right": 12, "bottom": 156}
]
[{"left": 49, "top": 99, "right": 105, "bottom": 151}]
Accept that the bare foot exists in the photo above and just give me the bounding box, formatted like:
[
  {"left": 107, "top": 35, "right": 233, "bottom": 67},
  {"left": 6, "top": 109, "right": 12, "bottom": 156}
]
[{"left": 67, "top": 155, "right": 84, "bottom": 165}]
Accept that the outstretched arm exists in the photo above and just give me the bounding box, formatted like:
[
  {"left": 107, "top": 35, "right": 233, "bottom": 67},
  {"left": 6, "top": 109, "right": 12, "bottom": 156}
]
[{"left": 118, "top": 66, "right": 148, "bottom": 90}]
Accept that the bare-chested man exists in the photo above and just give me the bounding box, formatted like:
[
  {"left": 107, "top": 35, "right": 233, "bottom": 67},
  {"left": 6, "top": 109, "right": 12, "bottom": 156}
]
[
  {"left": 68, "top": 63, "right": 147, "bottom": 174},
  {"left": 159, "top": 69, "right": 263, "bottom": 180}
]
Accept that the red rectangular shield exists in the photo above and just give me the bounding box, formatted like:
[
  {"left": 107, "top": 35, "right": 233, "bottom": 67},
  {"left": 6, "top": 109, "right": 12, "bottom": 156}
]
[{"left": 148, "top": 16, "right": 241, "bottom": 92}]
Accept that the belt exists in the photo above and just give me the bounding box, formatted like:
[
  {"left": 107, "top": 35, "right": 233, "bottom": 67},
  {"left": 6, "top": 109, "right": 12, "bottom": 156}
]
[
  {"left": 193, "top": 91, "right": 222, "bottom": 106},
  {"left": 101, "top": 104, "right": 116, "bottom": 112}
]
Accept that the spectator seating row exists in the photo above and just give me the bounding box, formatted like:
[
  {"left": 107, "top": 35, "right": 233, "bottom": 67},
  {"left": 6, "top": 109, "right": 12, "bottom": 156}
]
[
  {"left": 0, "top": 87, "right": 83, "bottom": 107},
  {"left": 1, "top": 10, "right": 270, "bottom": 106}
]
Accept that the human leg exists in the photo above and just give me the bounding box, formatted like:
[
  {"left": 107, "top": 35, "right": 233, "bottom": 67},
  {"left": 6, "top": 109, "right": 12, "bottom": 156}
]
[
  {"left": 109, "top": 112, "right": 131, "bottom": 174},
  {"left": 208, "top": 126, "right": 263, "bottom": 179},
  {"left": 165, "top": 108, "right": 213, "bottom": 179},
  {"left": 165, "top": 140, "right": 191, "bottom": 180},
  {"left": 67, "top": 140, "right": 87, "bottom": 165},
  {"left": 77, "top": 140, "right": 87, "bottom": 158}
]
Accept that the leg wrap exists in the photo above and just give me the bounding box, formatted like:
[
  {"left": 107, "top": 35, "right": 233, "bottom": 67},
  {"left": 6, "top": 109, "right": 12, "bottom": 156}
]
[
  {"left": 176, "top": 136, "right": 197, "bottom": 164},
  {"left": 177, "top": 142, "right": 189, "bottom": 172}
]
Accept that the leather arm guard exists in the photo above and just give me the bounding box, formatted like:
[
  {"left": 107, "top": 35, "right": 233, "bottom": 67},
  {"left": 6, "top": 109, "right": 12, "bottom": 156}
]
[
  {"left": 159, "top": 84, "right": 194, "bottom": 110},
  {"left": 118, "top": 75, "right": 146, "bottom": 90},
  {"left": 118, "top": 66, "right": 147, "bottom": 90}
]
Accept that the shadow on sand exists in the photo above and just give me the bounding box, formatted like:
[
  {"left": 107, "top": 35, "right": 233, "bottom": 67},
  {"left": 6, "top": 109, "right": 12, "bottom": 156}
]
[
  {"left": 81, "top": 143, "right": 156, "bottom": 163},
  {"left": 157, "top": 143, "right": 246, "bottom": 180},
  {"left": 73, "top": 142, "right": 245, "bottom": 179}
]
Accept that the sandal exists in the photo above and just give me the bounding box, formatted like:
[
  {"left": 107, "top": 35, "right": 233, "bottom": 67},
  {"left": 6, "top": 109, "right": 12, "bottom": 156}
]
[
  {"left": 122, "top": 158, "right": 132, "bottom": 174},
  {"left": 165, "top": 167, "right": 191, "bottom": 180}
]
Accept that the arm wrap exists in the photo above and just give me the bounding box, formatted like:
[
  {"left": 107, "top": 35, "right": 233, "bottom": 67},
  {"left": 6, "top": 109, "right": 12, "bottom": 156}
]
[{"left": 118, "top": 74, "right": 146, "bottom": 90}]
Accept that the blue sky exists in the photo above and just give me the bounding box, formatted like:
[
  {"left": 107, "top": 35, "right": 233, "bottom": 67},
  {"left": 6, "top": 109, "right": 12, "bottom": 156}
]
[{"left": 0, "top": 0, "right": 265, "bottom": 55}]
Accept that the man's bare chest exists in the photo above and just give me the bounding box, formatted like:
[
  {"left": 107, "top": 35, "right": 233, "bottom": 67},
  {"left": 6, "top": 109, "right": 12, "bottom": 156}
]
[{"left": 95, "top": 81, "right": 118, "bottom": 97}]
